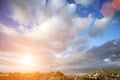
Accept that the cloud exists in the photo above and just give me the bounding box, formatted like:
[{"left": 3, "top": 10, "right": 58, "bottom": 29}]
[
  {"left": 8, "top": 0, "right": 33, "bottom": 25},
  {"left": 48, "top": 0, "right": 66, "bottom": 11},
  {"left": 57, "top": 39, "right": 120, "bottom": 73},
  {"left": 0, "top": 0, "right": 119, "bottom": 73},
  {"left": 66, "top": 3, "right": 77, "bottom": 14},
  {"left": 0, "top": 21, "right": 92, "bottom": 72},
  {"left": 88, "top": 39, "right": 120, "bottom": 62},
  {"left": 89, "top": 17, "right": 111, "bottom": 37},
  {"left": 73, "top": 14, "right": 93, "bottom": 31},
  {"left": 1, "top": 0, "right": 93, "bottom": 48}
]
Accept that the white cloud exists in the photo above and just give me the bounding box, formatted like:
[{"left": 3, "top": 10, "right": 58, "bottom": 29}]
[
  {"left": 0, "top": 0, "right": 102, "bottom": 72},
  {"left": 19, "top": 16, "right": 69, "bottom": 41},
  {"left": 0, "top": 24, "right": 18, "bottom": 36},
  {"left": 9, "top": 0, "right": 31, "bottom": 25},
  {"left": 67, "top": 3, "right": 77, "bottom": 14},
  {"left": 89, "top": 17, "right": 111, "bottom": 37},
  {"left": 48, "top": 0, "right": 66, "bottom": 11},
  {"left": 9, "top": 0, "right": 47, "bottom": 25},
  {"left": 94, "top": 17, "right": 110, "bottom": 29},
  {"left": 73, "top": 14, "right": 93, "bottom": 31},
  {"left": 104, "top": 58, "right": 111, "bottom": 63},
  {"left": 12, "top": 8, "right": 29, "bottom": 25}
]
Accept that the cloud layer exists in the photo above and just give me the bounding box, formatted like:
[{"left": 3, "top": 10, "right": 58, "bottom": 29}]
[{"left": 0, "top": 0, "right": 120, "bottom": 73}]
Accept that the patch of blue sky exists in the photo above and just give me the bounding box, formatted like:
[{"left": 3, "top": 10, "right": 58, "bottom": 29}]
[{"left": 89, "top": 24, "right": 120, "bottom": 48}]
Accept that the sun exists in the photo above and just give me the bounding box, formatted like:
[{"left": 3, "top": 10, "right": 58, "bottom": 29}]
[{"left": 21, "top": 56, "right": 33, "bottom": 66}]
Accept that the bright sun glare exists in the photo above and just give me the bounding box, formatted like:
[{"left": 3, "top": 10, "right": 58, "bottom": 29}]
[{"left": 21, "top": 56, "right": 32, "bottom": 66}]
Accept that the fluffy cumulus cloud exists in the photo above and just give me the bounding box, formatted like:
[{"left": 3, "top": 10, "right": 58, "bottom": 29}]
[
  {"left": 73, "top": 14, "right": 93, "bottom": 31},
  {"left": 89, "top": 17, "right": 111, "bottom": 37},
  {"left": 0, "top": 0, "right": 120, "bottom": 73}
]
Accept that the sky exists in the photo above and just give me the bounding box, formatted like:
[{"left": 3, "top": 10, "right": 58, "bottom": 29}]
[{"left": 0, "top": 0, "right": 120, "bottom": 73}]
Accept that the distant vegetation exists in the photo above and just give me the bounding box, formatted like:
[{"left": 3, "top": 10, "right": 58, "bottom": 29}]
[
  {"left": 0, "top": 71, "right": 69, "bottom": 80},
  {"left": 0, "top": 68, "right": 120, "bottom": 80}
]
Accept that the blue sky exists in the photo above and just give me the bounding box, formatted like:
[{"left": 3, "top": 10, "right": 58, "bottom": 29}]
[
  {"left": 90, "top": 23, "right": 120, "bottom": 47},
  {"left": 0, "top": 0, "right": 120, "bottom": 73}
]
